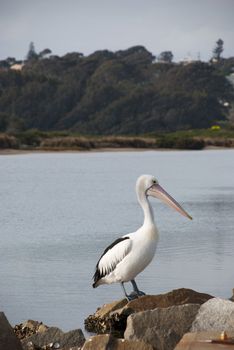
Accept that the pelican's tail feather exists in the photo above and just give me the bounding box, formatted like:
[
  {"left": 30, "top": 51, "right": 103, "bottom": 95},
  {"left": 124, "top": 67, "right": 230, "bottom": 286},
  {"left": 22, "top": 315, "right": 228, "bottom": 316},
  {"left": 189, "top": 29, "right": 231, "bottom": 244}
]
[
  {"left": 92, "top": 268, "right": 101, "bottom": 288},
  {"left": 92, "top": 280, "right": 99, "bottom": 288}
]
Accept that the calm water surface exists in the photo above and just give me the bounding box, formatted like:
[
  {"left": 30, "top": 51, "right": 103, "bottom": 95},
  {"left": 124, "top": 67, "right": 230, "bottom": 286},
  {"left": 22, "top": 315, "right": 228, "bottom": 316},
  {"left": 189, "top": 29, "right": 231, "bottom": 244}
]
[{"left": 0, "top": 150, "right": 233, "bottom": 331}]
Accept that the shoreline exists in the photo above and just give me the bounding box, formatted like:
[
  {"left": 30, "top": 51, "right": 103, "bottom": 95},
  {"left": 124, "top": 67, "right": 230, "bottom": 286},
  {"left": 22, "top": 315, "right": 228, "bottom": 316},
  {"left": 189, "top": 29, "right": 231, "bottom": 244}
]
[
  {"left": 0, "top": 145, "right": 232, "bottom": 155},
  {"left": 3, "top": 287, "right": 234, "bottom": 350}
]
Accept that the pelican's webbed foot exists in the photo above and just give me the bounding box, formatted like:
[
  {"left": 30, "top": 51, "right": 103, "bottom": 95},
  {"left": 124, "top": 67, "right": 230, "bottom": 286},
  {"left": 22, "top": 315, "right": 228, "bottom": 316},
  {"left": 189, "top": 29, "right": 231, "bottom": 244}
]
[
  {"left": 121, "top": 281, "right": 146, "bottom": 302},
  {"left": 121, "top": 282, "right": 139, "bottom": 301},
  {"left": 136, "top": 290, "right": 146, "bottom": 296},
  {"left": 126, "top": 291, "right": 139, "bottom": 301},
  {"left": 131, "top": 279, "right": 146, "bottom": 297}
]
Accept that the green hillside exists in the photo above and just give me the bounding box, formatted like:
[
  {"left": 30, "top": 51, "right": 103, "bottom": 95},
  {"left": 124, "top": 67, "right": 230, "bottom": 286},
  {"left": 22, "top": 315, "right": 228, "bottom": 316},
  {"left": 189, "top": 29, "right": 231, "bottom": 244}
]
[{"left": 0, "top": 46, "right": 233, "bottom": 135}]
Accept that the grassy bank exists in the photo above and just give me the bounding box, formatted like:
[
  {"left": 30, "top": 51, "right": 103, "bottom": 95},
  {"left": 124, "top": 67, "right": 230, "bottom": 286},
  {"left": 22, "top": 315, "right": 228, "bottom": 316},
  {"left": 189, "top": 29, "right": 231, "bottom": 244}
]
[{"left": 1, "top": 128, "right": 234, "bottom": 151}]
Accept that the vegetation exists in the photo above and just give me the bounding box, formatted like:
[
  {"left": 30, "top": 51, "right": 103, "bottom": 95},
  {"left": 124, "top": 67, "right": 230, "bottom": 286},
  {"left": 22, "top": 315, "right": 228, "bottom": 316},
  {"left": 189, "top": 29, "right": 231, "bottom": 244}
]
[
  {"left": 26, "top": 42, "right": 52, "bottom": 62},
  {"left": 215, "top": 57, "right": 234, "bottom": 76},
  {"left": 26, "top": 42, "right": 38, "bottom": 61},
  {"left": 0, "top": 133, "right": 19, "bottom": 149},
  {"left": 0, "top": 45, "right": 233, "bottom": 137},
  {"left": 158, "top": 51, "right": 173, "bottom": 63},
  {"left": 212, "top": 39, "right": 224, "bottom": 61},
  {"left": 0, "top": 127, "right": 234, "bottom": 151}
]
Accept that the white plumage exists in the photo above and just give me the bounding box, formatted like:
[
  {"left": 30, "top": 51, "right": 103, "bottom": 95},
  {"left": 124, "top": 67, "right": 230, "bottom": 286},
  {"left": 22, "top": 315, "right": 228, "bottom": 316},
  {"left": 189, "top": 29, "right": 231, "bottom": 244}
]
[
  {"left": 93, "top": 174, "right": 192, "bottom": 300},
  {"left": 98, "top": 237, "right": 132, "bottom": 282}
]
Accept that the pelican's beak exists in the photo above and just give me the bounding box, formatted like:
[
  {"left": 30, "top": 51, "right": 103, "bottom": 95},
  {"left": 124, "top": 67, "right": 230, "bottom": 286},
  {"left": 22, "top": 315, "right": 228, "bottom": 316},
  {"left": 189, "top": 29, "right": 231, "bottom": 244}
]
[{"left": 147, "top": 184, "right": 192, "bottom": 220}]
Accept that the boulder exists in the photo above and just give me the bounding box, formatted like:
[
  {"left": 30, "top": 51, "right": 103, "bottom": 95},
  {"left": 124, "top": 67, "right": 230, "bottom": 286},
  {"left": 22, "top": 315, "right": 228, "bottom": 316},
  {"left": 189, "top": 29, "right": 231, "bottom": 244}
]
[
  {"left": 191, "top": 297, "right": 234, "bottom": 332},
  {"left": 230, "top": 288, "right": 234, "bottom": 302},
  {"left": 82, "top": 334, "right": 154, "bottom": 350},
  {"left": 14, "top": 320, "right": 49, "bottom": 340},
  {"left": 121, "top": 288, "right": 212, "bottom": 313},
  {"left": 85, "top": 299, "right": 128, "bottom": 334},
  {"left": 85, "top": 288, "right": 213, "bottom": 334},
  {"left": 21, "top": 326, "right": 85, "bottom": 350},
  {"left": 0, "top": 312, "right": 23, "bottom": 350},
  {"left": 175, "top": 331, "right": 234, "bottom": 349},
  {"left": 124, "top": 303, "right": 200, "bottom": 350},
  {"left": 93, "top": 299, "right": 128, "bottom": 319}
]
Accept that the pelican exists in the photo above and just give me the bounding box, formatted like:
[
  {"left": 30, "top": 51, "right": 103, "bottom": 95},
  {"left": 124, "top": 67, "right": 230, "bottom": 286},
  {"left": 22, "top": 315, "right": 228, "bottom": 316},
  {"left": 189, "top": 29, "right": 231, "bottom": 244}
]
[{"left": 93, "top": 174, "right": 192, "bottom": 300}]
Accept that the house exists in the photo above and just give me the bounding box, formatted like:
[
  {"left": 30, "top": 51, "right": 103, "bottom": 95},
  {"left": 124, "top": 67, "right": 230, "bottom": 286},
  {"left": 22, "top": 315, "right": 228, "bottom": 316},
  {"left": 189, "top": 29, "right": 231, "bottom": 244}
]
[{"left": 10, "top": 63, "right": 24, "bottom": 71}]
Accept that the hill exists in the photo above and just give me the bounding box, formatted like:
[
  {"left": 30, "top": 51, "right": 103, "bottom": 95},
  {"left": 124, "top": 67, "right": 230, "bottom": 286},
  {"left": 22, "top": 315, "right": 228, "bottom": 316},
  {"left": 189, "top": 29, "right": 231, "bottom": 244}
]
[{"left": 0, "top": 46, "right": 233, "bottom": 135}]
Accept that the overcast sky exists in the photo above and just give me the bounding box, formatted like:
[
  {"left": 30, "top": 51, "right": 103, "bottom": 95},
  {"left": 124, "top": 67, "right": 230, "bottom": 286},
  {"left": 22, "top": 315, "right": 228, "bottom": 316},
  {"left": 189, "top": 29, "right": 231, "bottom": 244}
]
[{"left": 1, "top": 0, "right": 234, "bottom": 61}]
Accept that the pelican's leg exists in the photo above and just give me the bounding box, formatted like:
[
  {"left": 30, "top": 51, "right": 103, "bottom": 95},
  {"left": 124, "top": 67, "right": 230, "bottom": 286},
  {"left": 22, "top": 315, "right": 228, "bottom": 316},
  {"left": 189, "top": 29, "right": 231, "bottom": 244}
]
[
  {"left": 121, "top": 282, "right": 138, "bottom": 301},
  {"left": 131, "top": 279, "right": 146, "bottom": 297}
]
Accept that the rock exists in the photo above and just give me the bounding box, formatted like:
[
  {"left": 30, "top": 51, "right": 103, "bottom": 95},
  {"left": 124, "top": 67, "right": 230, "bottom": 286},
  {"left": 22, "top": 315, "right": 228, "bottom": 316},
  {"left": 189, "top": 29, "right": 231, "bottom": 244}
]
[
  {"left": 21, "top": 327, "right": 85, "bottom": 350},
  {"left": 191, "top": 297, "right": 234, "bottom": 332},
  {"left": 175, "top": 331, "right": 234, "bottom": 349},
  {"left": 85, "top": 288, "right": 213, "bottom": 335},
  {"left": 0, "top": 312, "right": 23, "bottom": 350},
  {"left": 82, "top": 334, "right": 154, "bottom": 350},
  {"left": 84, "top": 299, "right": 129, "bottom": 335},
  {"left": 37, "top": 324, "right": 48, "bottom": 333},
  {"left": 121, "top": 288, "right": 212, "bottom": 313},
  {"left": 124, "top": 303, "right": 201, "bottom": 350},
  {"left": 85, "top": 299, "right": 128, "bottom": 335},
  {"left": 14, "top": 320, "right": 49, "bottom": 340},
  {"left": 94, "top": 300, "right": 128, "bottom": 319},
  {"left": 230, "top": 288, "right": 234, "bottom": 302}
]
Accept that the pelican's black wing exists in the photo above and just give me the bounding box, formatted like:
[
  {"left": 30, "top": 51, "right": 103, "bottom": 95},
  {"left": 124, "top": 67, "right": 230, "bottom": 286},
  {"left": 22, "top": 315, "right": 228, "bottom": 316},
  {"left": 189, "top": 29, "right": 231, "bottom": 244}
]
[{"left": 93, "top": 236, "right": 131, "bottom": 288}]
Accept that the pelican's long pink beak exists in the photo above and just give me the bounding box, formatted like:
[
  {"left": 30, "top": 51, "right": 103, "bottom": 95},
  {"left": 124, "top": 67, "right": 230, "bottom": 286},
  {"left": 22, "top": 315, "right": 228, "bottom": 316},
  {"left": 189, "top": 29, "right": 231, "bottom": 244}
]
[{"left": 147, "top": 184, "right": 192, "bottom": 220}]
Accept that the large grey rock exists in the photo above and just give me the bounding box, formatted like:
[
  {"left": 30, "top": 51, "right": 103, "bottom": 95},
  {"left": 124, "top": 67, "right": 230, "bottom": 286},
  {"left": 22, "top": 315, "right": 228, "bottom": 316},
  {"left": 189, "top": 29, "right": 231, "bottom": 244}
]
[
  {"left": 191, "top": 297, "right": 234, "bottom": 332},
  {"left": 82, "top": 334, "right": 154, "bottom": 350},
  {"left": 0, "top": 312, "right": 23, "bottom": 350},
  {"left": 124, "top": 303, "right": 200, "bottom": 350},
  {"left": 175, "top": 330, "right": 234, "bottom": 349},
  {"left": 21, "top": 326, "right": 85, "bottom": 350},
  {"left": 85, "top": 288, "right": 213, "bottom": 335}
]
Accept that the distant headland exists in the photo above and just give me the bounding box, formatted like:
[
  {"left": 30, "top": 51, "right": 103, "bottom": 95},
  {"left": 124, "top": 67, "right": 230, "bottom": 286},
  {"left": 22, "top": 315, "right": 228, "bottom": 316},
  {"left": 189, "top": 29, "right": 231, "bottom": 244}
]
[{"left": 0, "top": 41, "right": 234, "bottom": 151}]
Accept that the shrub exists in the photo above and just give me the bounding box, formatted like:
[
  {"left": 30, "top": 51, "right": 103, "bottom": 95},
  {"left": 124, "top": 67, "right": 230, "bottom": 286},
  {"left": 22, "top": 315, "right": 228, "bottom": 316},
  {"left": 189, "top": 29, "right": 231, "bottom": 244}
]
[
  {"left": 156, "top": 136, "right": 205, "bottom": 150},
  {"left": 0, "top": 134, "right": 19, "bottom": 148},
  {"left": 175, "top": 137, "right": 205, "bottom": 150},
  {"left": 40, "top": 136, "right": 94, "bottom": 150},
  {"left": 211, "top": 125, "right": 221, "bottom": 131},
  {"left": 15, "top": 129, "right": 43, "bottom": 146},
  {"left": 94, "top": 136, "right": 157, "bottom": 148}
]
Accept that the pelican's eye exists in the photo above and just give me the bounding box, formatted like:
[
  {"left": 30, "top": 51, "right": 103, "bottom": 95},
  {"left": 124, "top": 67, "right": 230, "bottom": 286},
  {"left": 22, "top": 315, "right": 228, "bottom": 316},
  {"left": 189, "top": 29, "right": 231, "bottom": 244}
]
[{"left": 152, "top": 180, "right": 157, "bottom": 184}]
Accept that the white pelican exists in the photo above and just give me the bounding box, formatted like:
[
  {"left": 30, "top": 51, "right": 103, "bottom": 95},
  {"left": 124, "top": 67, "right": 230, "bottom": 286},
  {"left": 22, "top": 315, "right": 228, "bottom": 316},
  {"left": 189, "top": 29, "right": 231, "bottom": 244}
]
[{"left": 93, "top": 174, "right": 192, "bottom": 300}]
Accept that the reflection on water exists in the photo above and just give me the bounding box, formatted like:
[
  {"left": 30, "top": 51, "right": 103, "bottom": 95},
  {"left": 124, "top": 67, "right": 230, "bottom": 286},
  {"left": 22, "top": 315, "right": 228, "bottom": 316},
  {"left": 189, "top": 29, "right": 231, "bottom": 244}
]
[{"left": 0, "top": 149, "right": 233, "bottom": 331}]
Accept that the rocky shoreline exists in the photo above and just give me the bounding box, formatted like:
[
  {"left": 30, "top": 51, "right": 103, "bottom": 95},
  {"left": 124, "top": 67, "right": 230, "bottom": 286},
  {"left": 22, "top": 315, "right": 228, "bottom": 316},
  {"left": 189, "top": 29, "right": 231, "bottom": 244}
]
[{"left": 1, "top": 288, "right": 234, "bottom": 350}]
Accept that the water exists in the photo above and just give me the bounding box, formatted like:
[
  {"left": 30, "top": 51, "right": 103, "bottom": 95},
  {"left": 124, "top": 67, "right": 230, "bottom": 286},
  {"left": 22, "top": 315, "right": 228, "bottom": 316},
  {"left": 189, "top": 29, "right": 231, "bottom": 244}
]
[{"left": 0, "top": 149, "right": 234, "bottom": 332}]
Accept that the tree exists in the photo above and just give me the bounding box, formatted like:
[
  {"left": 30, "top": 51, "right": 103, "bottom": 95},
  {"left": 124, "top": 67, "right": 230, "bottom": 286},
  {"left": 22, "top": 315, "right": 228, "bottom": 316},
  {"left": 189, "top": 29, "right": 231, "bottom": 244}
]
[
  {"left": 158, "top": 51, "right": 173, "bottom": 63},
  {"left": 6, "top": 116, "right": 25, "bottom": 133},
  {"left": 0, "top": 48, "right": 233, "bottom": 134},
  {"left": 6, "top": 57, "right": 16, "bottom": 66},
  {"left": 212, "top": 39, "right": 224, "bottom": 60},
  {"left": 26, "top": 42, "right": 38, "bottom": 61},
  {"left": 0, "top": 112, "right": 8, "bottom": 131},
  {"left": 38, "top": 48, "right": 52, "bottom": 59}
]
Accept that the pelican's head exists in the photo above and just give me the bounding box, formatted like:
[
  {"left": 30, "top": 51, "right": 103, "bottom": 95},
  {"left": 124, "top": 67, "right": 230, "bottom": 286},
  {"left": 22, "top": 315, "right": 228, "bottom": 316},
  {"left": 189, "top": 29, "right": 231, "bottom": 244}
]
[{"left": 136, "top": 174, "right": 192, "bottom": 220}]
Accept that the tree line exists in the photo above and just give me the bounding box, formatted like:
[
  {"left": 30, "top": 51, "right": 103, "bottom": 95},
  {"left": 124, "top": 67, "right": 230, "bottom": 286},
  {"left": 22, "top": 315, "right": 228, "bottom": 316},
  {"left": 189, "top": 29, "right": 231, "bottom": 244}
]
[
  {"left": 0, "top": 38, "right": 226, "bottom": 67},
  {"left": 0, "top": 43, "right": 233, "bottom": 135}
]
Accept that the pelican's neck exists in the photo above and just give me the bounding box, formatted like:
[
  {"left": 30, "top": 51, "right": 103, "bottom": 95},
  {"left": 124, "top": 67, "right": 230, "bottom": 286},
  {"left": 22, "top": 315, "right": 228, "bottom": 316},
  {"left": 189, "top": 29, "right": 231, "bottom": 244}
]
[{"left": 138, "top": 192, "right": 155, "bottom": 227}]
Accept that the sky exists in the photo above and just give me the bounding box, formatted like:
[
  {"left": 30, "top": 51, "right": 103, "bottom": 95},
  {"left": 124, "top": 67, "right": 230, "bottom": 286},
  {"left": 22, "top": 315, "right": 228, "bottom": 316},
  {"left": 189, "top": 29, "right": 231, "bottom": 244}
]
[{"left": 1, "top": 0, "right": 234, "bottom": 62}]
